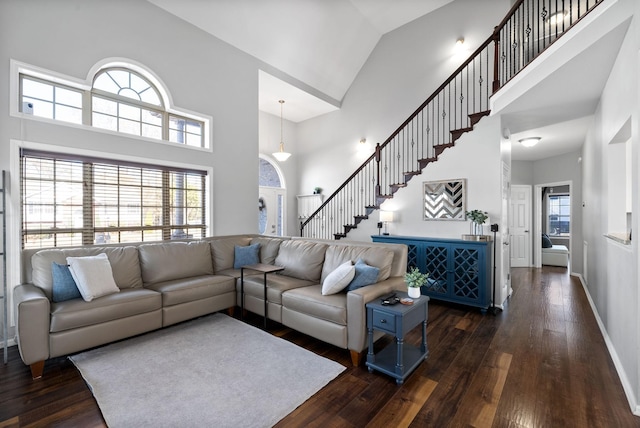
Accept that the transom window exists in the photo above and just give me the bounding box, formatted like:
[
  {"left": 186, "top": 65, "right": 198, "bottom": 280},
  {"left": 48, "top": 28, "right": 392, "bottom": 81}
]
[
  {"left": 18, "top": 64, "right": 208, "bottom": 148},
  {"left": 21, "top": 76, "right": 83, "bottom": 124},
  {"left": 21, "top": 150, "right": 207, "bottom": 249}
]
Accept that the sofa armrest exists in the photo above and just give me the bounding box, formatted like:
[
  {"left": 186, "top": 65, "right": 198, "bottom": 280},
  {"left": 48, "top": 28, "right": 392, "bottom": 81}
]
[
  {"left": 346, "top": 276, "right": 406, "bottom": 353},
  {"left": 14, "top": 284, "right": 51, "bottom": 366}
]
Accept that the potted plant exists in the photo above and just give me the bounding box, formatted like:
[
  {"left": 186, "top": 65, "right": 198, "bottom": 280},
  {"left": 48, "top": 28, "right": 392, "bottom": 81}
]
[
  {"left": 404, "top": 267, "right": 429, "bottom": 298},
  {"left": 466, "top": 209, "right": 488, "bottom": 235}
]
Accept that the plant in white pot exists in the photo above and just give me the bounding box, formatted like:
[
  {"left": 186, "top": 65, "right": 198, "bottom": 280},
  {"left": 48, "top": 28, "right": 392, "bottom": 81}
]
[{"left": 404, "top": 267, "right": 429, "bottom": 298}]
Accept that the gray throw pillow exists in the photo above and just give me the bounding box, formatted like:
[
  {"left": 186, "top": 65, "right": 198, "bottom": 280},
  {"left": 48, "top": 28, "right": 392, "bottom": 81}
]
[{"left": 346, "top": 258, "right": 380, "bottom": 291}]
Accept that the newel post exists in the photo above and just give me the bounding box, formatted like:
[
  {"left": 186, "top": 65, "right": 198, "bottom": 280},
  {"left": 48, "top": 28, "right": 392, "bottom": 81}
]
[{"left": 375, "top": 143, "right": 381, "bottom": 197}]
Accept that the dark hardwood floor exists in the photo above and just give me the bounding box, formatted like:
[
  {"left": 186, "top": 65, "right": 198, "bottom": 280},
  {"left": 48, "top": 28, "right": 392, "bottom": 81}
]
[{"left": 2, "top": 266, "right": 639, "bottom": 427}]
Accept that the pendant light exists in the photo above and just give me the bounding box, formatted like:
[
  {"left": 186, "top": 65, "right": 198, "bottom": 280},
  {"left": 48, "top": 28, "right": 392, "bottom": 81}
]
[{"left": 272, "top": 99, "right": 291, "bottom": 162}]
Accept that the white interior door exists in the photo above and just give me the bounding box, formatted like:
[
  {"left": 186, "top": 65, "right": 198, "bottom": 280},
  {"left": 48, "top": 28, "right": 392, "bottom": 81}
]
[
  {"left": 259, "top": 187, "right": 285, "bottom": 236},
  {"left": 510, "top": 185, "right": 532, "bottom": 267}
]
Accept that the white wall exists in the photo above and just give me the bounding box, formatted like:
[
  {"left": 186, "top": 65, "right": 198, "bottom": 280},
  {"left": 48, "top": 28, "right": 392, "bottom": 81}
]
[
  {"left": 295, "top": 0, "right": 509, "bottom": 196},
  {"left": 0, "top": 0, "right": 263, "bottom": 238},
  {"left": 581, "top": 0, "right": 640, "bottom": 411}
]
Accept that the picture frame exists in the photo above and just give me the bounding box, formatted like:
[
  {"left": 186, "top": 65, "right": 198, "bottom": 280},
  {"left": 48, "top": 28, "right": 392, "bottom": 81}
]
[{"left": 423, "top": 179, "right": 466, "bottom": 220}]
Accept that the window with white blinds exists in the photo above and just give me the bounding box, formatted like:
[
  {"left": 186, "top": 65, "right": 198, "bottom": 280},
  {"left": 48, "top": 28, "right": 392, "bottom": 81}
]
[{"left": 21, "top": 150, "right": 207, "bottom": 249}]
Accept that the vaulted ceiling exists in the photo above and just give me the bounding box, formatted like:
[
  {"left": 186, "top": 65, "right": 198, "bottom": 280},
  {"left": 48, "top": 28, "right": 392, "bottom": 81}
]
[{"left": 148, "top": 0, "right": 455, "bottom": 121}]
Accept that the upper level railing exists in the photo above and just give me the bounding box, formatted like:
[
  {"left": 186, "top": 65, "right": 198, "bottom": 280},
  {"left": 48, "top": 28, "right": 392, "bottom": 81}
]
[{"left": 301, "top": 0, "right": 603, "bottom": 240}]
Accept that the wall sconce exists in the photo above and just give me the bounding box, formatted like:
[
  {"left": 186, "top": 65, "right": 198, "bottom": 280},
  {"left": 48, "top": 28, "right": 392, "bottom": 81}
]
[
  {"left": 547, "top": 10, "right": 568, "bottom": 25},
  {"left": 379, "top": 211, "right": 394, "bottom": 235},
  {"left": 519, "top": 137, "right": 541, "bottom": 147}
]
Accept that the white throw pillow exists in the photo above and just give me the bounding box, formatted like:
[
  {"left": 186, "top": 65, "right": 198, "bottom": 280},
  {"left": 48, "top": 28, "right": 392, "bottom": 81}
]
[
  {"left": 67, "top": 253, "right": 120, "bottom": 302},
  {"left": 321, "top": 261, "right": 355, "bottom": 295}
]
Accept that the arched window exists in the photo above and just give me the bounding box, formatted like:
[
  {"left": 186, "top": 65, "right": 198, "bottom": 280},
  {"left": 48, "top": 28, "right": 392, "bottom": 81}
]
[
  {"left": 91, "top": 67, "right": 203, "bottom": 146},
  {"left": 17, "top": 60, "right": 209, "bottom": 149}
]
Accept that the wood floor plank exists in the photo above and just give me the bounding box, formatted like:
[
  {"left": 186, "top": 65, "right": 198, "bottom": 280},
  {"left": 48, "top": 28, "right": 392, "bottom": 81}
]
[
  {"left": 365, "top": 377, "right": 438, "bottom": 427},
  {"left": 411, "top": 311, "right": 501, "bottom": 426},
  {"left": 448, "top": 350, "right": 512, "bottom": 427}
]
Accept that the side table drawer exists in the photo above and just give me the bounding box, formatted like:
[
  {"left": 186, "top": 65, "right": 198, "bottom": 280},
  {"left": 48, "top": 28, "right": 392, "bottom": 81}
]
[{"left": 372, "top": 309, "right": 396, "bottom": 333}]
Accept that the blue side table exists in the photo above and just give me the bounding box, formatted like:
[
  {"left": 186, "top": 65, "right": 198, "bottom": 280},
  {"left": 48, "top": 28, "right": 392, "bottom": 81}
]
[{"left": 365, "top": 292, "right": 429, "bottom": 385}]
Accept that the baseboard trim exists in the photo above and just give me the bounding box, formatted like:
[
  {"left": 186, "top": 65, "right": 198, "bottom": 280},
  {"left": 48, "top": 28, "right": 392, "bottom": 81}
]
[{"left": 574, "top": 273, "right": 640, "bottom": 416}]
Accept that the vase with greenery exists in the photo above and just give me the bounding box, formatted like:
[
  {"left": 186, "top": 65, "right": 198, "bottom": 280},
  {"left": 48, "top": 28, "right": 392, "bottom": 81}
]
[
  {"left": 404, "top": 267, "right": 429, "bottom": 298},
  {"left": 466, "top": 209, "right": 488, "bottom": 235}
]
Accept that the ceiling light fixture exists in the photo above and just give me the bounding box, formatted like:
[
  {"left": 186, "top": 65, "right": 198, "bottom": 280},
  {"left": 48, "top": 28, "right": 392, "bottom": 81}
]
[
  {"left": 519, "top": 137, "right": 541, "bottom": 147},
  {"left": 456, "top": 38, "right": 464, "bottom": 46},
  {"left": 272, "top": 99, "right": 291, "bottom": 162}
]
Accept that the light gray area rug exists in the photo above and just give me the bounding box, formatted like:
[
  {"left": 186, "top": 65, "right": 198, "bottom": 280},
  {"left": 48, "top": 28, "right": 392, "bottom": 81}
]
[{"left": 69, "top": 313, "right": 345, "bottom": 427}]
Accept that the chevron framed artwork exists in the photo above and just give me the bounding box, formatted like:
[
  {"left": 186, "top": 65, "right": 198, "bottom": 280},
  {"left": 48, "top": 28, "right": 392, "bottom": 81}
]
[{"left": 423, "top": 179, "right": 466, "bottom": 220}]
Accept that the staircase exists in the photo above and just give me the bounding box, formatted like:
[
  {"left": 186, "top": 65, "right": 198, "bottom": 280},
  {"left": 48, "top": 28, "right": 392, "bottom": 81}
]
[{"left": 300, "top": 0, "right": 603, "bottom": 240}]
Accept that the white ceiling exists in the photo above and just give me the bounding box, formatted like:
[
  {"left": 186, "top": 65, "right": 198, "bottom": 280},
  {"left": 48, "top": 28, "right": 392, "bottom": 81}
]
[{"left": 148, "top": 0, "right": 454, "bottom": 122}]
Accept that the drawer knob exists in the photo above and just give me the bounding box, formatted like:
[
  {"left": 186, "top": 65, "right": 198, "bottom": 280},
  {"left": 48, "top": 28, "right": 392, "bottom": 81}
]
[{"left": 380, "top": 319, "right": 386, "bottom": 323}]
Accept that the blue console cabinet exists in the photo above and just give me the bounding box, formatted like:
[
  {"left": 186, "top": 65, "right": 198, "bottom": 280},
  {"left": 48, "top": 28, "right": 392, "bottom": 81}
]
[{"left": 372, "top": 235, "right": 492, "bottom": 311}]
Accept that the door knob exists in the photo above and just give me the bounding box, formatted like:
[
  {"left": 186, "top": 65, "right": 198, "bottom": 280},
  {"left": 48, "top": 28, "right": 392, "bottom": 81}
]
[
  {"left": 503, "top": 242, "right": 510, "bottom": 246},
  {"left": 524, "top": 230, "right": 529, "bottom": 232}
]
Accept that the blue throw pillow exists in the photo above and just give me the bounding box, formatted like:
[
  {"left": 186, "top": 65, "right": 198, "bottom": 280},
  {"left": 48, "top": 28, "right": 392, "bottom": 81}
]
[
  {"left": 542, "top": 233, "right": 553, "bottom": 248},
  {"left": 233, "top": 243, "right": 261, "bottom": 269},
  {"left": 346, "top": 259, "right": 380, "bottom": 291},
  {"left": 51, "top": 262, "right": 82, "bottom": 302}
]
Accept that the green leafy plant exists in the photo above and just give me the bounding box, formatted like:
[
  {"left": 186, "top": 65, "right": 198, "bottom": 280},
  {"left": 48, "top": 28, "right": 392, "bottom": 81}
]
[
  {"left": 404, "top": 267, "right": 429, "bottom": 288},
  {"left": 466, "top": 209, "right": 489, "bottom": 224}
]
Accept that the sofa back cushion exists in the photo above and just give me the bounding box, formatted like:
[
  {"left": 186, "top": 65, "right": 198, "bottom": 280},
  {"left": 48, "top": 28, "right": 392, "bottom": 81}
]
[
  {"left": 209, "top": 236, "right": 252, "bottom": 272},
  {"left": 320, "top": 245, "right": 394, "bottom": 284},
  {"left": 275, "top": 240, "right": 327, "bottom": 282},
  {"left": 139, "top": 241, "right": 213, "bottom": 284},
  {"left": 31, "top": 246, "right": 142, "bottom": 299},
  {"left": 251, "top": 236, "right": 285, "bottom": 265}
]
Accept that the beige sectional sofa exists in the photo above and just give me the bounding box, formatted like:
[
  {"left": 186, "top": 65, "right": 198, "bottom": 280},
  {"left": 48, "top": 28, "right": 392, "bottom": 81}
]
[{"left": 14, "top": 234, "right": 408, "bottom": 378}]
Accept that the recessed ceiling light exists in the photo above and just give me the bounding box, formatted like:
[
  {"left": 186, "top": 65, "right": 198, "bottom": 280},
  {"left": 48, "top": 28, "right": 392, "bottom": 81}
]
[{"left": 519, "top": 137, "right": 541, "bottom": 148}]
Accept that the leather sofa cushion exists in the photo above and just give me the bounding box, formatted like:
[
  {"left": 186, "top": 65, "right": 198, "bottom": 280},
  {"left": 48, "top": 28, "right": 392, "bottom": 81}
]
[
  {"left": 209, "top": 237, "right": 252, "bottom": 272},
  {"left": 320, "top": 245, "right": 394, "bottom": 283},
  {"left": 32, "top": 246, "right": 143, "bottom": 299},
  {"left": 275, "top": 240, "right": 327, "bottom": 281},
  {"left": 282, "top": 285, "right": 347, "bottom": 325},
  {"left": 251, "top": 236, "right": 285, "bottom": 265},
  {"left": 146, "top": 275, "right": 235, "bottom": 307},
  {"left": 50, "top": 288, "right": 161, "bottom": 333},
  {"left": 242, "top": 274, "right": 315, "bottom": 305},
  {"left": 139, "top": 241, "right": 213, "bottom": 284}
]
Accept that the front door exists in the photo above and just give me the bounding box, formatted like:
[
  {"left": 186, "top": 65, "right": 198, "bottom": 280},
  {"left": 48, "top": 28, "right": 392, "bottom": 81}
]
[
  {"left": 259, "top": 187, "right": 284, "bottom": 236},
  {"left": 510, "top": 185, "right": 532, "bottom": 267}
]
